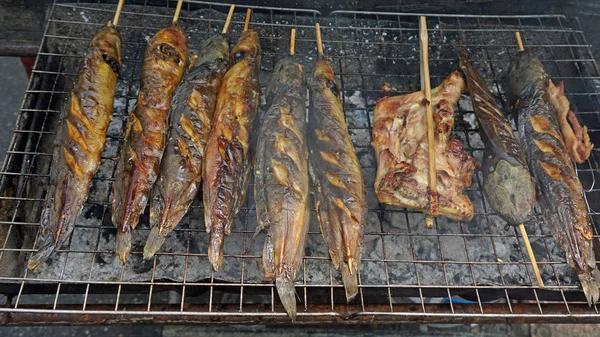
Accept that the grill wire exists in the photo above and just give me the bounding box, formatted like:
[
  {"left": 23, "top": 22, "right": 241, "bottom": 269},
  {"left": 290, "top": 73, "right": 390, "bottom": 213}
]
[{"left": 1, "top": 0, "right": 600, "bottom": 324}]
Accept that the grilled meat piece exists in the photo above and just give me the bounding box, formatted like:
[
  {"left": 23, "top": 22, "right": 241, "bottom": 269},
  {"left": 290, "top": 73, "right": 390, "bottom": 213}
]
[
  {"left": 112, "top": 24, "right": 188, "bottom": 262},
  {"left": 458, "top": 50, "right": 536, "bottom": 226},
  {"left": 508, "top": 51, "right": 600, "bottom": 305},
  {"left": 203, "top": 30, "right": 261, "bottom": 271},
  {"left": 373, "top": 72, "right": 477, "bottom": 221},
  {"left": 308, "top": 55, "right": 366, "bottom": 301},
  {"left": 255, "top": 56, "right": 309, "bottom": 320},
  {"left": 144, "top": 35, "right": 230, "bottom": 259},
  {"left": 27, "top": 23, "right": 121, "bottom": 270}
]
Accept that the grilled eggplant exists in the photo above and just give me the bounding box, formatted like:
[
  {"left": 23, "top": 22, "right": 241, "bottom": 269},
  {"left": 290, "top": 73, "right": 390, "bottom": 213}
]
[
  {"left": 308, "top": 55, "right": 367, "bottom": 301},
  {"left": 203, "top": 30, "right": 261, "bottom": 272},
  {"left": 144, "top": 35, "right": 230, "bottom": 259},
  {"left": 112, "top": 24, "right": 188, "bottom": 262},
  {"left": 458, "top": 50, "right": 536, "bottom": 226},
  {"left": 508, "top": 51, "right": 600, "bottom": 305},
  {"left": 254, "top": 56, "right": 309, "bottom": 320},
  {"left": 28, "top": 23, "right": 121, "bottom": 270}
]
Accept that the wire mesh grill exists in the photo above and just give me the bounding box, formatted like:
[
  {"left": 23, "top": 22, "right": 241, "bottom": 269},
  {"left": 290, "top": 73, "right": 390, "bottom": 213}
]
[{"left": 1, "top": 0, "right": 600, "bottom": 324}]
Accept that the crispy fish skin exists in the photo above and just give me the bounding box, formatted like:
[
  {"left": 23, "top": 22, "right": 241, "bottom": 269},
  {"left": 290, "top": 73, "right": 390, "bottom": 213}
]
[
  {"left": 112, "top": 24, "right": 188, "bottom": 262},
  {"left": 203, "top": 30, "right": 261, "bottom": 271},
  {"left": 308, "top": 55, "right": 366, "bottom": 301},
  {"left": 255, "top": 56, "right": 309, "bottom": 320},
  {"left": 28, "top": 23, "right": 121, "bottom": 270},
  {"left": 458, "top": 50, "right": 536, "bottom": 226},
  {"left": 144, "top": 35, "right": 229, "bottom": 259},
  {"left": 508, "top": 51, "right": 600, "bottom": 305}
]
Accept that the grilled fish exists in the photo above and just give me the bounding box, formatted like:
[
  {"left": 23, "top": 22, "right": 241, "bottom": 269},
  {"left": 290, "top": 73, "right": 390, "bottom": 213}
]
[
  {"left": 28, "top": 23, "right": 121, "bottom": 270},
  {"left": 144, "top": 35, "right": 230, "bottom": 259},
  {"left": 203, "top": 30, "right": 261, "bottom": 271},
  {"left": 255, "top": 56, "right": 309, "bottom": 320},
  {"left": 373, "top": 72, "right": 477, "bottom": 221},
  {"left": 112, "top": 24, "right": 188, "bottom": 262},
  {"left": 308, "top": 55, "right": 366, "bottom": 301},
  {"left": 508, "top": 51, "right": 600, "bottom": 305},
  {"left": 458, "top": 49, "right": 536, "bottom": 226}
]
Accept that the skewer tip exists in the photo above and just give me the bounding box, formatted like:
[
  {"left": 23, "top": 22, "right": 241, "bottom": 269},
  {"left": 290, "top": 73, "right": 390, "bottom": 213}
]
[
  {"left": 518, "top": 223, "right": 545, "bottom": 288},
  {"left": 290, "top": 28, "right": 296, "bottom": 56},
  {"left": 172, "top": 0, "right": 184, "bottom": 24},
  {"left": 315, "top": 23, "right": 323, "bottom": 55},
  {"left": 515, "top": 32, "right": 525, "bottom": 51},
  {"left": 222, "top": 5, "right": 235, "bottom": 34},
  {"left": 112, "top": 0, "right": 125, "bottom": 26},
  {"left": 243, "top": 8, "right": 252, "bottom": 32}
]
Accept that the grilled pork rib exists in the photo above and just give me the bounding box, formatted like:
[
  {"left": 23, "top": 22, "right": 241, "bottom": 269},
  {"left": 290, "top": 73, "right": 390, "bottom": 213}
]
[{"left": 373, "top": 72, "right": 477, "bottom": 221}]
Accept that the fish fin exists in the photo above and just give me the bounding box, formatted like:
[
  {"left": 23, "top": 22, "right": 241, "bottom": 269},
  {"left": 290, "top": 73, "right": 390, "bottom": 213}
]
[
  {"left": 341, "top": 263, "right": 359, "bottom": 302},
  {"left": 143, "top": 225, "right": 166, "bottom": 260},
  {"left": 208, "top": 229, "right": 224, "bottom": 271},
  {"left": 115, "top": 230, "right": 132, "bottom": 263},
  {"left": 579, "top": 271, "right": 600, "bottom": 306},
  {"left": 276, "top": 272, "right": 297, "bottom": 321},
  {"left": 27, "top": 236, "right": 56, "bottom": 271}
]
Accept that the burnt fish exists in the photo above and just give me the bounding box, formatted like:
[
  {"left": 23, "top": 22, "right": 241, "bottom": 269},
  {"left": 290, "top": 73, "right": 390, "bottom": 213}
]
[
  {"left": 28, "top": 23, "right": 121, "bottom": 270},
  {"left": 254, "top": 56, "right": 309, "bottom": 320},
  {"left": 508, "top": 51, "right": 600, "bottom": 305},
  {"left": 458, "top": 48, "right": 536, "bottom": 226},
  {"left": 203, "top": 30, "right": 261, "bottom": 272},
  {"left": 144, "top": 35, "right": 230, "bottom": 259},
  {"left": 308, "top": 54, "right": 367, "bottom": 302}
]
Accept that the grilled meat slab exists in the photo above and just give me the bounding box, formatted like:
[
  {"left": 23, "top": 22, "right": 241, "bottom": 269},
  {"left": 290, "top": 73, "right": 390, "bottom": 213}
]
[
  {"left": 308, "top": 55, "right": 367, "bottom": 301},
  {"left": 458, "top": 50, "right": 536, "bottom": 226},
  {"left": 144, "top": 35, "right": 229, "bottom": 259},
  {"left": 255, "top": 56, "right": 309, "bottom": 320},
  {"left": 28, "top": 23, "right": 121, "bottom": 270},
  {"left": 112, "top": 24, "right": 188, "bottom": 262},
  {"left": 508, "top": 51, "right": 600, "bottom": 305},
  {"left": 203, "top": 30, "right": 261, "bottom": 272},
  {"left": 373, "top": 72, "right": 477, "bottom": 221}
]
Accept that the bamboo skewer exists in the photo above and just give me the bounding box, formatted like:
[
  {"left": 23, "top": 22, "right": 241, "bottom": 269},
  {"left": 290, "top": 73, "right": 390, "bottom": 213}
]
[
  {"left": 172, "top": 0, "right": 184, "bottom": 24},
  {"left": 419, "top": 16, "right": 438, "bottom": 228},
  {"left": 315, "top": 23, "right": 323, "bottom": 55},
  {"left": 222, "top": 5, "right": 235, "bottom": 34},
  {"left": 112, "top": 0, "right": 125, "bottom": 26},
  {"left": 244, "top": 9, "right": 252, "bottom": 32},
  {"left": 290, "top": 28, "right": 296, "bottom": 56},
  {"left": 514, "top": 31, "right": 545, "bottom": 289}
]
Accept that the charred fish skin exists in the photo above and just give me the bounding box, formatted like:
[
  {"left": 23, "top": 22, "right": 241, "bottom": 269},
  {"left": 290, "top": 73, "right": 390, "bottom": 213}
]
[
  {"left": 255, "top": 56, "right": 309, "bottom": 320},
  {"left": 308, "top": 55, "right": 367, "bottom": 302},
  {"left": 508, "top": 51, "right": 600, "bottom": 305},
  {"left": 458, "top": 50, "right": 536, "bottom": 226},
  {"left": 112, "top": 24, "right": 188, "bottom": 263},
  {"left": 203, "top": 30, "right": 261, "bottom": 272},
  {"left": 28, "top": 23, "right": 121, "bottom": 270},
  {"left": 144, "top": 35, "right": 230, "bottom": 259}
]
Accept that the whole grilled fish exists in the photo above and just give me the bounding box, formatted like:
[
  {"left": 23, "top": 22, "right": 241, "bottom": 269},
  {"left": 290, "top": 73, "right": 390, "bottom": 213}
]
[
  {"left": 508, "top": 51, "right": 600, "bottom": 305},
  {"left": 28, "top": 23, "right": 121, "bottom": 270},
  {"left": 112, "top": 24, "right": 188, "bottom": 262},
  {"left": 255, "top": 56, "right": 309, "bottom": 320},
  {"left": 144, "top": 35, "right": 230, "bottom": 259},
  {"left": 203, "top": 30, "right": 261, "bottom": 271},
  {"left": 458, "top": 49, "right": 536, "bottom": 226},
  {"left": 308, "top": 55, "right": 367, "bottom": 301}
]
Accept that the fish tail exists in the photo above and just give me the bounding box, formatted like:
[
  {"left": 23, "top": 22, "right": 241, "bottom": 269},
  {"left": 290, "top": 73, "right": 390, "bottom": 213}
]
[
  {"left": 143, "top": 225, "right": 167, "bottom": 260},
  {"left": 341, "top": 264, "right": 359, "bottom": 302},
  {"left": 276, "top": 272, "right": 297, "bottom": 321},
  {"left": 579, "top": 270, "right": 600, "bottom": 306},
  {"left": 27, "top": 236, "right": 56, "bottom": 271},
  {"left": 115, "top": 230, "right": 132, "bottom": 263},
  {"left": 208, "top": 229, "right": 224, "bottom": 272}
]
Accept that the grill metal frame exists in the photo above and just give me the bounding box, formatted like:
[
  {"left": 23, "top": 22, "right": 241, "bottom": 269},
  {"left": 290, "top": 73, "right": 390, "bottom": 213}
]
[{"left": 1, "top": 0, "right": 600, "bottom": 325}]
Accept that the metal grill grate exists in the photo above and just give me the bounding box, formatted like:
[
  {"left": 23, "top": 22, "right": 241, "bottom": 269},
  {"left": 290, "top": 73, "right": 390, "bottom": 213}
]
[{"left": 1, "top": 0, "right": 600, "bottom": 324}]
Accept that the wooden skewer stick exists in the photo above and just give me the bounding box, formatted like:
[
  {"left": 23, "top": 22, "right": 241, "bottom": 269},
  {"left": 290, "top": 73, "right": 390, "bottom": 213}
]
[
  {"left": 222, "top": 5, "right": 235, "bottom": 34},
  {"left": 112, "top": 0, "right": 125, "bottom": 26},
  {"left": 290, "top": 28, "right": 296, "bottom": 56},
  {"left": 419, "top": 16, "right": 438, "bottom": 228},
  {"left": 315, "top": 23, "right": 323, "bottom": 55},
  {"left": 514, "top": 31, "right": 545, "bottom": 289},
  {"left": 172, "top": 0, "right": 184, "bottom": 24},
  {"left": 244, "top": 8, "right": 252, "bottom": 32}
]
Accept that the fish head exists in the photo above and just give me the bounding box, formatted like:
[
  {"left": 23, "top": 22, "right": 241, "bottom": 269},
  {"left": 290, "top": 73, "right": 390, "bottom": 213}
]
[
  {"left": 311, "top": 55, "right": 341, "bottom": 99},
  {"left": 266, "top": 56, "right": 307, "bottom": 102},
  {"left": 230, "top": 29, "right": 261, "bottom": 66},
  {"left": 94, "top": 24, "right": 122, "bottom": 74},
  {"left": 507, "top": 51, "right": 548, "bottom": 104},
  {"left": 149, "top": 24, "right": 189, "bottom": 68},
  {"left": 194, "top": 34, "right": 230, "bottom": 67}
]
